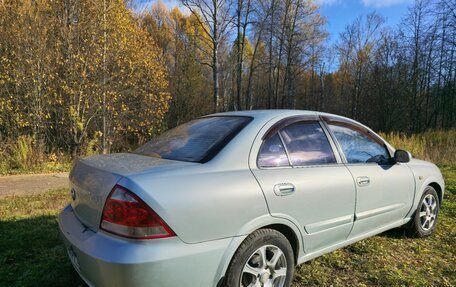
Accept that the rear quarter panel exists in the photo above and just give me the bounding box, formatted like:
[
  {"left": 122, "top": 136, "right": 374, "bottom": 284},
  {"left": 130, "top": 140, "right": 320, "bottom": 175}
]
[{"left": 119, "top": 164, "right": 269, "bottom": 244}]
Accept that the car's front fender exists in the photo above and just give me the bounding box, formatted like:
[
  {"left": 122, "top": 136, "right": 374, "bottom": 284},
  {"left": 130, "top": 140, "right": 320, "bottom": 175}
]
[{"left": 406, "top": 159, "right": 445, "bottom": 218}]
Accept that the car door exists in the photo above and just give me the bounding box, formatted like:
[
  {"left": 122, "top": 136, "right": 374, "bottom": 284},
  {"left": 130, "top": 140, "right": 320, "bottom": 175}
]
[
  {"left": 322, "top": 116, "right": 415, "bottom": 239},
  {"left": 250, "top": 118, "right": 356, "bottom": 253}
]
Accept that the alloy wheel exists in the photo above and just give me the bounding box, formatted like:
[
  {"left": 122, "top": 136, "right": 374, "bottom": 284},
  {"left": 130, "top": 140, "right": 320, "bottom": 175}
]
[
  {"left": 240, "top": 245, "right": 288, "bottom": 287},
  {"left": 419, "top": 193, "right": 438, "bottom": 231}
]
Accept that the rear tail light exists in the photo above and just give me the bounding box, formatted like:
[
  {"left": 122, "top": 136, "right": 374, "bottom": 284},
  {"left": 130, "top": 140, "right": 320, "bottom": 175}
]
[{"left": 100, "top": 185, "right": 175, "bottom": 239}]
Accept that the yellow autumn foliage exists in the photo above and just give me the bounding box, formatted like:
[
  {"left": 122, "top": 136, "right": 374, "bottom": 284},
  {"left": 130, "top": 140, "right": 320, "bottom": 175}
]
[{"left": 0, "top": 0, "right": 170, "bottom": 155}]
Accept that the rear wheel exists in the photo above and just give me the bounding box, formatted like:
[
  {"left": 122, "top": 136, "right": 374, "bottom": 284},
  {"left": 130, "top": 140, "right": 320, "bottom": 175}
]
[
  {"left": 407, "top": 186, "right": 440, "bottom": 237},
  {"left": 223, "top": 229, "right": 295, "bottom": 287}
]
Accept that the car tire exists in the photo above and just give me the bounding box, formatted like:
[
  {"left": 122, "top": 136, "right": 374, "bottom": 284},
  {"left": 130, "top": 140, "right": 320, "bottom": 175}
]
[
  {"left": 406, "top": 186, "right": 440, "bottom": 238},
  {"left": 223, "top": 228, "right": 295, "bottom": 287}
]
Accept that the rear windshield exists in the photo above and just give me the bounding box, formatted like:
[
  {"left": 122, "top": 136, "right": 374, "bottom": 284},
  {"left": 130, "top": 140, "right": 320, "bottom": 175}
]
[{"left": 134, "top": 116, "right": 252, "bottom": 163}]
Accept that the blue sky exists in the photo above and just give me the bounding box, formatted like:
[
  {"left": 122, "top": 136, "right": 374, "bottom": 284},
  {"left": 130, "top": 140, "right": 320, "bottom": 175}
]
[
  {"left": 134, "top": 0, "right": 413, "bottom": 43},
  {"left": 318, "top": 0, "right": 413, "bottom": 43}
]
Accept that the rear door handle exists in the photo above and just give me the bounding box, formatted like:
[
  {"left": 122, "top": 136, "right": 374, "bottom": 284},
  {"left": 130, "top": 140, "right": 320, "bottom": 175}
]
[
  {"left": 274, "top": 183, "right": 295, "bottom": 196},
  {"left": 357, "top": 176, "right": 370, "bottom": 186}
]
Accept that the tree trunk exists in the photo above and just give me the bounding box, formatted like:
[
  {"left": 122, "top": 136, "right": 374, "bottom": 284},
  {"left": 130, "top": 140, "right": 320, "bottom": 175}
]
[{"left": 102, "top": 0, "right": 108, "bottom": 154}]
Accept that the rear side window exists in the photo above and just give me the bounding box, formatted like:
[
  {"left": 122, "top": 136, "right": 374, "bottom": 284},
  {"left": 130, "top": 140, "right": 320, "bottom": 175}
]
[
  {"left": 258, "top": 133, "right": 290, "bottom": 168},
  {"left": 258, "top": 121, "right": 337, "bottom": 168},
  {"left": 135, "top": 116, "right": 252, "bottom": 163},
  {"left": 328, "top": 124, "right": 389, "bottom": 163},
  {"left": 280, "top": 122, "right": 336, "bottom": 166}
]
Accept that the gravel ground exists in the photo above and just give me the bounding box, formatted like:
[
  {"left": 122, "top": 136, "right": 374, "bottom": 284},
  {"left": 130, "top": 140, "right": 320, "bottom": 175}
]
[{"left": 0, "top": 172, "right": 69, "bottom": 198}]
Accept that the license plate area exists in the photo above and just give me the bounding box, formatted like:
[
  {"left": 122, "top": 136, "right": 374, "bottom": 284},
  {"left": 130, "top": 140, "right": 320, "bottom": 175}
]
[{"left": 67, "top": 245, "right": 81, "bottom": 273}]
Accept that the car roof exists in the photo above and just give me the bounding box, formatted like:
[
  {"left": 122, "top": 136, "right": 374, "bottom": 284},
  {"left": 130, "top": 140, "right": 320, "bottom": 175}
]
[
  {"left": 211, "top": 109, "right": 366, "bottom": 126},
  {"left": 210, "top": 109, "right": 366, "bottom": 127},
  {"left": 210, "top": 109, "right": 317, "bottom": 121}
]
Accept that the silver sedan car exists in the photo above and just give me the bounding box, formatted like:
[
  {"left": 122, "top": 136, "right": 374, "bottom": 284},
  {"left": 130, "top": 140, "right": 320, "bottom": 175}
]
[{"left": 59, "top": 110, "right": 445, "bottom": 287}]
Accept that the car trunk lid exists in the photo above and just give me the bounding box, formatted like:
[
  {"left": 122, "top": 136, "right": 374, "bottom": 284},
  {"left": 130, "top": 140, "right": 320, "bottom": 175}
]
[{"left": 69, "top": 153, "right": 194, "bottom": 231}]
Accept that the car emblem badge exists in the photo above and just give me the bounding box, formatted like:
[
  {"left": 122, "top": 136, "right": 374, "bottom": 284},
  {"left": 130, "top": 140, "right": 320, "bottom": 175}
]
[{"left": 71, "top": 188, "right": 76, "bottom": 201}]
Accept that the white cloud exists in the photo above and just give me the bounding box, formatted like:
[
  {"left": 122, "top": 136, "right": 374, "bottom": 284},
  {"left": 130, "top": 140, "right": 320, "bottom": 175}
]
[{"left": 361, "top": 0, "right": 412, "bottom": 8}]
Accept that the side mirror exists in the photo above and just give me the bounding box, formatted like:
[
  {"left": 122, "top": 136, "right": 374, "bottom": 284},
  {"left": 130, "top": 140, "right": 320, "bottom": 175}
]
[{"left": 394, "top": 149, "right": 412, "bottom": 163}]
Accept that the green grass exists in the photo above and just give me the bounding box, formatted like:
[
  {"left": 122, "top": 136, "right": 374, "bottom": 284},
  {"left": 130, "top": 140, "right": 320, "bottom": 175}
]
[
  {"left": 381, "top": 130, "right": 456, "bottom": 165},
  {"left": 0, "top": 190, "right": 84, "bottom": 287},
  {"left": 0, "top": 168, "right": 455, "bottom": 287}
]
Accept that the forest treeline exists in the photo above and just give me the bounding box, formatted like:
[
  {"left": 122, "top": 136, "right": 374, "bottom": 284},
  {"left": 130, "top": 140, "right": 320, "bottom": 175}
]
[{"left": 0, "top": 0, "right": 455, "bottom": 162}]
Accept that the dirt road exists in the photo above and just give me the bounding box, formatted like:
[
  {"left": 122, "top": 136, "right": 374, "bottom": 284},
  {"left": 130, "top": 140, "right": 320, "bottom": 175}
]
[{"left": 0, "top": 172, "right": 69, "bottom": 198}]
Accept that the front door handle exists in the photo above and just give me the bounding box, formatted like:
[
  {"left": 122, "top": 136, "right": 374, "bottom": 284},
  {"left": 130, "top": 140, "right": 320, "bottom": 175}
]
[
  {"left": 274, "top": 183, "right": 295, "bottom": 196},
  {"left": 357, "top": 176, "right": 370, "bottom": 186}
]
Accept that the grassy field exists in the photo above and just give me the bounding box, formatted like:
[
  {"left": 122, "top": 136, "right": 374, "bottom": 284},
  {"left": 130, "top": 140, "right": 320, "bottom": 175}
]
[
  {"left": 0, "top": 166, "right": 455, "bottom": 287},
  {"left": 381, "top": 130, "right": 456, "bottom": 166}
]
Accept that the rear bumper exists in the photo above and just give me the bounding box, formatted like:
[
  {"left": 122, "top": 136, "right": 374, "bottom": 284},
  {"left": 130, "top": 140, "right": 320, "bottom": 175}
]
[{"left": 58, "top": 204, "right": 231, "bottom": 287}]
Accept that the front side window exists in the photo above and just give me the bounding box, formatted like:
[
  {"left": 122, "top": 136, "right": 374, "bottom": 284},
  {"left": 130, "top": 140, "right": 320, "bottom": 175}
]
[
  {"left": 280, "top": 122, "right": 337, "bottom": 166},
  {"left": 328, "top": 124, "right": 390, "bottom": 164},
  {"left": 135, "top": 116, "right": 252, "bottom": 163}
]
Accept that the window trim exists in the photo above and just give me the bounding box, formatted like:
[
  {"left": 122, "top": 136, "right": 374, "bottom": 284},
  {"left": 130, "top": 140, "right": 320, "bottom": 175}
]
[
  {"left": 262, "top": 115, "right": 319, "bottom": 140},
  {"left": 199, "top": 115, "right": 253, "bottom": 163},
  {"left": 277, "top": 131, "right": 293, "bottom": 166},
  {"left": 319, "top": 120, "right": 345, "bottom": 164},
  {"left": 257, "top": 118, "right": 341, "bottom": 169},
  {"left": 319, "top": 120, "right": 348, "bottom": 164}
]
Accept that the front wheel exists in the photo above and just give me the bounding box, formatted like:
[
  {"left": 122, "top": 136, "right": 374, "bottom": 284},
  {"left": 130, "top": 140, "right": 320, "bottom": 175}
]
[
  {"left": 223, "top": 229, "right": 295, "bottom": 287},
  {"left": 407, "top": 186, "right": 440, "bottom": 237}
]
